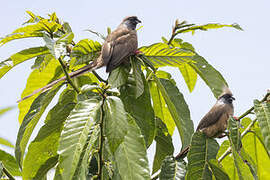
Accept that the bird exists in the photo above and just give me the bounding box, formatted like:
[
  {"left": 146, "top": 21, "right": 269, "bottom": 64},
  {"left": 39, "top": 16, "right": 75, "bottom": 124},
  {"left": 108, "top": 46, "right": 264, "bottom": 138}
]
[
  {"left": 175, "top": 87, "right": 235, "bottom": 159},
  {"left": 19, "top": 16, "right": 141, "bottom": 102}
]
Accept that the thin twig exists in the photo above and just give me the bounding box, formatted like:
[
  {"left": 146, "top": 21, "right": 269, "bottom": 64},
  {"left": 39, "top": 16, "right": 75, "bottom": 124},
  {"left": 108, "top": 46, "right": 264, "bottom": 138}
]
[
  {"left": 3, "top": 167, "right": 15, "bottom": 180},
  {"left": 218, "top": 91, "right": 270, "bottom": 162},
  {"left": 92, "top": 70, "right": 107, "bottom": 83},
  {"left": 58, "top": 57, "right": 80, "bottom": 93}
]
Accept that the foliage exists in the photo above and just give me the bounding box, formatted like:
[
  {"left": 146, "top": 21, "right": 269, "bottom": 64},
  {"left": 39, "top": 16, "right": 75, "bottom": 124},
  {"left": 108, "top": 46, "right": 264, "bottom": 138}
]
[{"left": 0, "top": 11, "right": 268, "bottom": 180}]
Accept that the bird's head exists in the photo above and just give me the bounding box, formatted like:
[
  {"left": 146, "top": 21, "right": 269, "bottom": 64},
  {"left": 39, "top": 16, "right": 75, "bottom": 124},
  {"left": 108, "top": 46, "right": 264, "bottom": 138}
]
[
  {"left": 218, "top": 87, "right": 235, "bottom": 104},
  {"left": 122, "top": 16, "right": 141, "bottom": 30}
]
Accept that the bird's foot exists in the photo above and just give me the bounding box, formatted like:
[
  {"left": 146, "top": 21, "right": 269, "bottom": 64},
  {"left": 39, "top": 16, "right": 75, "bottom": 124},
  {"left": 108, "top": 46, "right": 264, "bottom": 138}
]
[
  {"left": 233, "top": 116, "right": 239, "bottom": 121},
  {"left": 134, "top": 50, "right": 143, "bottom": 55}
]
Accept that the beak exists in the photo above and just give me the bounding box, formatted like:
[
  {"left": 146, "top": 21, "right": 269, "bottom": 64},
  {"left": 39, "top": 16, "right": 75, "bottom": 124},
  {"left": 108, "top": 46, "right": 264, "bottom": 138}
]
[
  {"left": 136, "top": 18, "right": 142, "bottom": 24},
  {"left": 232, "top": 97, "right": 235, "bottom": 100}
]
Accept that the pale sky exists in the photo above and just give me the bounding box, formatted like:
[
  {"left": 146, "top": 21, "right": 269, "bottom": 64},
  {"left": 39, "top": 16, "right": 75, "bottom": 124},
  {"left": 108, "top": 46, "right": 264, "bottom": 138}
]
[{"left": 0, "top": 0, "right": 269, "bottom": 170}]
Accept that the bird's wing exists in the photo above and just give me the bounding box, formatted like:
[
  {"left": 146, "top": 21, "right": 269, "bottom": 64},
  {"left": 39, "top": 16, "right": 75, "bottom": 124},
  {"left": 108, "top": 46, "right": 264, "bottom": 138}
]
[
  {"left": 196, "top": 103, "right": 228, "bottom": 131},
  {"left": 105, "top": 30, "right": 138, "bottom": 72}
]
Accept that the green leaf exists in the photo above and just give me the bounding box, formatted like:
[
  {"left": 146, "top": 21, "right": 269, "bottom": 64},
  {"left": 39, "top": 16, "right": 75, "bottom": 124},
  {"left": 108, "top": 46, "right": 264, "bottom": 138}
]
[
  {"left": 0, "top": 19, "right": 61, "bottom": 45},
  {"left": 114, "top": 114, "right": 150, "bottom": 180},
  {"left": 154, "top": 77, "right": 194, "bottom": 149},
  {"left": 152, "top": 118, "right": 174, "bottom": 174},
  {"left": 0, "top": 137, "right": 14, "bottom": 148},
  {"left": 159, "top": 156, "right": 186, "bottom": 180},
  {"left": 254, "top": 100, "right": 270, "bottom": 154},
  {"left": 130, "top": 57, "right": 144, "bottom": 98},
  {"left": 178, "top": 63, "right": 197, "bottom": 92},
  {"left": 149, "top": 81, "right": 175, "bottom": 135},
  {"left": 176, "top": 23, "right": 243, "bottom": 35},
  {"left": 22, "top": 89, "right": 77, "bottom": 179},
  {"left": 0, "top": 150, "right": 21, "bottom": 176},
  {"left": 208, "top": 159, "right": 230, "bottom": 180},
  {"left": 0, "top": 47, "right": 50, "bottom": 79},
  {"left": 72, "top": 125, "right": 100, "bottom": 180},
  {"left": 15, "top": 84, "right": 62, "bottom": 167},
  {"left": 228, "top": 117, "right": 242, "bottom": 151},
  {"left": 139, "top": 43, "right": 195, "bottom": 68},
  {"left": 71, "top": 39, "right": 101, "bottom": 65},
  {"left": 0, "top": 162, "right": 3, "bottom": 178},
  {"left": 56, "top": 93, "right": 102, "bottom": 180},
  {"left": 104, "top": 96, "right": 128, "bottom": 153},
  {"left": 34, "top": 155, "right": 59, "bottom": 180},
  {"left": 18, "top": 59, "right": 62, "bottom": 124},
  {"left": 108, "top": 65, "right": 129, "bottom": 88},
  {"left": 188, "top": 55, "right": 228, "bottom": 98},
  {"left": 119, "top": 75, "right": 155, "bottom": 147},
  {"left": 186, "top": 132, "right": 219, "bottom": 180},
  {"left": 240, "top": 148, "right": 259, "bottom": 180},
  {"left": 0, "top": 106, "right": 14, "bottom": 117}
]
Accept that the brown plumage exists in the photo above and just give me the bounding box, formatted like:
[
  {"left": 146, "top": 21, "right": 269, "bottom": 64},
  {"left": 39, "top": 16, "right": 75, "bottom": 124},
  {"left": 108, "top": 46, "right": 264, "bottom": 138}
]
[
  {"left": 175, "top": 87, "right": 235, "bottom": 159},
  {"left": 18, "top": 16, "right": 141, "bottom": 102}
]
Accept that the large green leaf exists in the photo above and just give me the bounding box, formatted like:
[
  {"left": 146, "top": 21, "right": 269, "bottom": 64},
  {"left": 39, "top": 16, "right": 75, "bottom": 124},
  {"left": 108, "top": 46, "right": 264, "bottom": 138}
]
[
  {"left": 0, "top": 47, "right": 50, "bottom": 79},
  {"left": 119, "top": 75, "right": 155, "bottom": 147},
  {"left": 228, "top": 117, "right": 253, "bottom": 180},
  {"left": 139, "top": 43, "right": 195, "bottom": 68},
  {"left": 208, "top": 159, "right": 230, "bottom": 180},
  {"left": 22, "top": 89, "right": 77, "bottom": 179},
  {"left": 130, "top": 57, "right": 144, "bottom": 98},
  {"left": 71, "top": 39, "right": 101, "bottom": 66},
  {"left": 56, "top": 92, "right": 102, "bottom": 180},
  {"left": 18, "top": 59, "right": 62, "bottom": 124},
  {"left": 108, "top": 65, "right": 129, "bottom": 88},
  {"left": 149, "top": 80, "right": 175, "bottom": 135},
  {"left": 0, "top": 150, "right": 21, "bottom": 176},
  {"left": 154, "top": 77, "right": 194, "bottom": 149},
  {"left": 186, "top": 132, "right": 219, "bottom": 180},
  {"left": 254, "top": 100, "right": 270, "bottom": 154},
  {"left": 152, "top": 118, "right": 174, "bottom": 174},
  {"left": 159, "top": 156, "right": 186, "bottom": 180},
  {"left": 114, "top": 114, "right": 150, "bottom": 180},
  {"left": 0, "top": 138, "right": 14, "bottom": 148},
  {"left": 104, "top": 96, "right": 128, "bottom": 153},
  {"left": 0, "top": 19, "right": 61, "bottom": 45},
  {"left": 178, "top": 63, "right": 197, "bottom": 92},
  {"left": 15, "top": 84, "right": 62, "bottom": 167}
]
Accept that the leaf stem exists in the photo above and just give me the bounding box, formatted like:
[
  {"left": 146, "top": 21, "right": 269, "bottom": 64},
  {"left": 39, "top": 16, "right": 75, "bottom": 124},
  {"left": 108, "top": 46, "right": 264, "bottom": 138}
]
[
  {"left": 3, "top": 167, "right": 15, "bottom": 180},
  {"left": 218, "top": 91, "right": 270, "bottom": 162},
  {"left": 58, "top": 56, "right": 80, "bottom": 93},
  {"left": 92, "top": 70, "right": 107, "bottom": 83}
]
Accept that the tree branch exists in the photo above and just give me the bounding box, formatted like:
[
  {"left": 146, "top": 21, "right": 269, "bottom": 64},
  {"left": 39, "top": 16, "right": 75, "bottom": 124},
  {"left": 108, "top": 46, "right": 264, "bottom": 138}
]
[
  {"left": 58, "top": 57, "right": 80, "bottom": 93},
  {"left": 218, "top": 91, "right": 270, "bottom": 162},
  {"left": 92, "top": 70, "right": 107, "bottom": 83}
]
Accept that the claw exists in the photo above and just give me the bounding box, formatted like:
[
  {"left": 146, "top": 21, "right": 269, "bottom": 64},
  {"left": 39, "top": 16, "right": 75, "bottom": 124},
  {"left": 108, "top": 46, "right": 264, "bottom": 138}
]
[{"left": 134, "top": 50, "right": 143, "bottom": 55}]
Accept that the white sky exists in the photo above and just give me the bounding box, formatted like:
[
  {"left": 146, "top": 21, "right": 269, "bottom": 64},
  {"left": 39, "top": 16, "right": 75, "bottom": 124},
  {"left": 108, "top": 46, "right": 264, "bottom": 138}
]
[{"left": 0, "top": 0, "right": 269, "bottom": 172}]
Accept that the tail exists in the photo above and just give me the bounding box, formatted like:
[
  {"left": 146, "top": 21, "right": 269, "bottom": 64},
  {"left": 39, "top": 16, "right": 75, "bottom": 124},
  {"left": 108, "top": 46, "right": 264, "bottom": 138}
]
[
  {"left": 175, "top": 146, "right": 190, "bottom": 160},
  {"left": 17, "top": 58, "right": 104, "bottom": 102}
]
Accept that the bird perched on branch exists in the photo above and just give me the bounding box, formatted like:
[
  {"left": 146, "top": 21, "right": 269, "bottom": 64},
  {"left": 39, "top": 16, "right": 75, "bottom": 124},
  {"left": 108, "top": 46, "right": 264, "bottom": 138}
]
[
  {"left": 176, "top": 87, "right": 235, "bottom": 159},
  {"left": 19, "top": 16, "right": 141, "bottom": 102}
]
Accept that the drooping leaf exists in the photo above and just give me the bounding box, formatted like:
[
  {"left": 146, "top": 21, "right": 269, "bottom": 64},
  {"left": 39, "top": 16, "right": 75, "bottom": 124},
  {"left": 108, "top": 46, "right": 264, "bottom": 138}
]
[
  {"left": 178, "top": 63, "right": 197, "bottom": 92},
  {"left": 186, "top": 132, "right": 219, "bottom": 179},
  {"left": 104, "top": 96, "right": 128, "bottom": 153},
  {"left": 119, "top": 75, "right": 155, "bottom": 147},
  {"left": 71, "top": 39, "right": 101, "bottom": 65},
  {"left": 208, "top": 159, "right": 230, "bottom": 180},
  {"left": 22, "top": 89, "right": 77, "bottom": 179},
  {"left": 0, "top": 47, "right": 50, "bottom": 79},
  {"left": 114, "top": 114, "right": 150, "bottom": 180},
  {"left": 0, "top": 106, "right": 14, "bottom": 117},
  {"left": 228, "top": 117, "right": 242, "bottom": 151},
  {"left": 18, "top": 59, "right": 62, "bottom": 124},
  {"left": 108, "top": 65, "right": 129, "bottom": 88},
  {"left": 33, "top": 155, "right": 59, "bottom": 180},
  {"left": 130, "top": 56, "right": 144, "bottom": 98},
  {"left": 149, "top": 81, "right": 175, "bottom": 135},
  {"left": 139, "top": 43, "right": 195, "bottom": 68},
  {"left": 15, "top": 84, "right": 62, "bottom": 167},
  {"left": 154, "top": 77, "right": 194, "bottom": 149},
  {"left": 159, "top": 156, "right": 186, "bottom": 180},
  {"left": 254, "top": 100, "right": 270, "bottom": 154},
  {"left": 0, "top": 137, "right": 14, "bottom": 148},
  {"left": 152, "top": 118, "right": 174, "bottom": 174},
  {"left": 0, "top": 150, "right": 21, "bottom": 176},
  {"left": 56, "top": 92, "right": 102, "bottom": 180}
]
